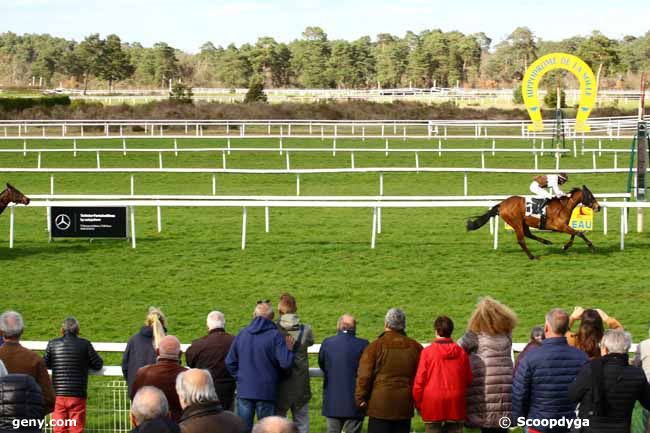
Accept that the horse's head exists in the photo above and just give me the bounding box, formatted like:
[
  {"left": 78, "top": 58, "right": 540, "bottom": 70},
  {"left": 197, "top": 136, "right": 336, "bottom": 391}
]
[
  {"left": 5, "top": 183, "right": 30, "bottom": 205},
  {"left": 580, "top": 185, "right": 600, "bottom": 212}
]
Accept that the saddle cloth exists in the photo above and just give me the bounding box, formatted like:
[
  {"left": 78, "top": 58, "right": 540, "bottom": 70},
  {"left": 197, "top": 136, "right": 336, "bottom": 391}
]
[{"left": 525, "top": 197, "right": 547, "bottom": 218}]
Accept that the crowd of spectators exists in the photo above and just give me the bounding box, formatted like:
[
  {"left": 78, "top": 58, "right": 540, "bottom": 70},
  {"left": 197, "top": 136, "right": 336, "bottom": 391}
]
[{"left": 1, "top": 296, "right": 650, "bottom": 433}]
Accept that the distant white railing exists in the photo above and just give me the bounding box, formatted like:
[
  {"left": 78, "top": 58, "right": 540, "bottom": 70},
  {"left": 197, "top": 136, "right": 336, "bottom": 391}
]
[
  {"left": 53, "top": 87, "right": 650, "bottom": 105},
  {"left": 0, "top": 116, "right": 644, "bottom": 139}
]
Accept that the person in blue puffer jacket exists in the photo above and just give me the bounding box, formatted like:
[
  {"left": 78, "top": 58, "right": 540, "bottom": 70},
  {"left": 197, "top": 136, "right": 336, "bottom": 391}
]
[
  {"left": 226, "top": 301, "right": 294, "bottom": 433},
  {"left": 512, "top": 308, "right": 588, "bottom": 433}
]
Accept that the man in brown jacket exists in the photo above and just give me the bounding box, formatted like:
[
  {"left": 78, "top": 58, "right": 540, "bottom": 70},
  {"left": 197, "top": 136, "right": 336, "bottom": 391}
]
[
  {"left": 176, "top": 368, "right": 245, "bottom": 433},
  {"left": 0, "top": 310, "right": 55, "bottom": 414},
  {"left": 131, "top": 335, "right": 187, "bottom": 422},
  {"left": 185, "top": 311, "right": 235, "bottom": 411},
  {"left": 355, "top": 308, "right": 422, "bottom": 433}
]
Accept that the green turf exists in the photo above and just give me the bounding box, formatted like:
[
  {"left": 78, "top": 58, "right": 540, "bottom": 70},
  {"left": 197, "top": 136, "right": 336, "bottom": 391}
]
[{"left": 1, "top": 135, "right": 649, "bottom": 432}]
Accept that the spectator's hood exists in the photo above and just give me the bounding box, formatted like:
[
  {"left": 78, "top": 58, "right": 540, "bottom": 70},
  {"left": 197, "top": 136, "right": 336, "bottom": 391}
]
[
  {"left": 246, "top": 316, "right": 277, "bottom": 335},
  {"left": 278, "top": 313, "right": 301, "bottom": 330},
  {"left": 436, "top": 339, "right": 464, "bottom": 359}
]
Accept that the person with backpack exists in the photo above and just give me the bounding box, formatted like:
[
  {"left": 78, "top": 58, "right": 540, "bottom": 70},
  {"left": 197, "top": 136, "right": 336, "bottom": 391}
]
[{"left": 275, "top": 294, "right": 315, "bottom": 433}]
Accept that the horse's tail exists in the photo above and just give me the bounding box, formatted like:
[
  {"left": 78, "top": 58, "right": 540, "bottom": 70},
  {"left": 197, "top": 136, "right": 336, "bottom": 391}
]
[{"left": 466, "top": 204, "right": 500, "bottom": 231}]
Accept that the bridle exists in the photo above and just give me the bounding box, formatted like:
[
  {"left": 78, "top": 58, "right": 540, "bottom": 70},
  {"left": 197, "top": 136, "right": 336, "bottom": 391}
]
[{"left": 580, "top": 187, "right": 594, "bottom": 207}]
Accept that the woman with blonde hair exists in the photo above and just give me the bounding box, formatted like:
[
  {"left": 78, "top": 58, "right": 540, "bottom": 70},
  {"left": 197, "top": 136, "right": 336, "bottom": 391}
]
[
  {"left": 458, "top": 297, "right": 517, "bottom": 433},
  {"left": 121, "top": 307, "right": 167, "bottom": 397}
]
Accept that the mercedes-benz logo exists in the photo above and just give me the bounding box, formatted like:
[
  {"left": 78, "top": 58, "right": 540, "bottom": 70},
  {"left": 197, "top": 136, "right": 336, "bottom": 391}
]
[{"left": 55, "top": 214, "right": 71, "bottom": 231}]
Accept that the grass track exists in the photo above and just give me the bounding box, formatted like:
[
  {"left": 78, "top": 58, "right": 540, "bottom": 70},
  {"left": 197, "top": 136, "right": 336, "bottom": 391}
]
[{"left": 1, "top": 136, "right": 649, "bottom": 432}]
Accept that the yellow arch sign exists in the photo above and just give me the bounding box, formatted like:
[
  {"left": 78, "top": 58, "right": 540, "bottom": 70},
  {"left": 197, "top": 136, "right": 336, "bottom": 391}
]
[{"left": 522, "top": 52, "right": 597, "bottom": 132}]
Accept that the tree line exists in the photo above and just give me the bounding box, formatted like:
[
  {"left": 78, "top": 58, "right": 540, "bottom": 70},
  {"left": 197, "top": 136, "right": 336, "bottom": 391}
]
[{"left": 1, "top": 27, "right": 649, "bottom": 91}]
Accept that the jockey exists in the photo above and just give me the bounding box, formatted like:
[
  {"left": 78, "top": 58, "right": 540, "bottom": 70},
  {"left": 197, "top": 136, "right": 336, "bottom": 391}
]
[{"left": 530, "top": 173, "right": 568, "bottom": 200}]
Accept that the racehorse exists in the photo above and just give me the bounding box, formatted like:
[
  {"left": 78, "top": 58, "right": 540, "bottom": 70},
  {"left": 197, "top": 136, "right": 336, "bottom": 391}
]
[
  {"left": 0, "top": 183, "right": 30, "bottom": 216},
  {"left": 466, "top": 186, "right": 601, "bottom": 260}
]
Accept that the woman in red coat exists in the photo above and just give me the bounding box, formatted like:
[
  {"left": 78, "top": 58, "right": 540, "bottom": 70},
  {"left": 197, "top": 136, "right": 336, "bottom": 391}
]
[{"left": 413, "top": 316, "right": 472, "bottom": 433}]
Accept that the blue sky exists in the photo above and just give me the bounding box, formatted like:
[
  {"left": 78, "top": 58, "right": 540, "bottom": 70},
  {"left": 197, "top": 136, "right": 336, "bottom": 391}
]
[{"left": 1, "top": 0, "right": 648, "bottom": 52}]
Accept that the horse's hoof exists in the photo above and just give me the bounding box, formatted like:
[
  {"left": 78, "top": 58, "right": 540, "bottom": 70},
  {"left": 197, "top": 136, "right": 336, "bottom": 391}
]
[
  {"left": 544, "top": 240, "right": 553, "bottom": 245},
  {"left": 563, "top": 245, "right": 571, "bottom": 251},
  {"left": 590, "top": 246, "right": 596, "bottom": 253},
  {"left": 530, "top": 255, "right": 539, "bottom": 260}
]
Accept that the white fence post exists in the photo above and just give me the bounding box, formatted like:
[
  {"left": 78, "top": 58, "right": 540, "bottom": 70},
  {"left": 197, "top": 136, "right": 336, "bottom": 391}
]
[
  {"left": 603, "top": 199, "right": 608, "bottom": 235},
  {"left": 371, "top": 207, "right": 377, "bottom": 249},
  {"left": 463, "top": 172, "right": 468, "bottom": 196},
  {"left": 9, "top": 206, "right": 14, "bottom": 248},
  {"left": 265, "top": 206, "right": 269, "bottom": 233},
  {"left": 130, "top": 206, "right": 136, "bottom": 248},
  {"left": 241, "top": 207, "right": 247, "bottom": 250},
  {"left": 493, "top": 215, "right": 499, "bottom": 250},
  {"left": 157, "top": 206, "right": 162, "bottom": 233}
]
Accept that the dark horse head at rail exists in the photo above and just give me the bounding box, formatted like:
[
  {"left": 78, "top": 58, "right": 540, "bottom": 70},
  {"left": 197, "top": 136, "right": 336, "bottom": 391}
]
[
  {"left": 466, "top": 185, "right": 600, "bottom": 260},
  {"left": 0, "top": 183, "right": 30, "bottom": 215}
]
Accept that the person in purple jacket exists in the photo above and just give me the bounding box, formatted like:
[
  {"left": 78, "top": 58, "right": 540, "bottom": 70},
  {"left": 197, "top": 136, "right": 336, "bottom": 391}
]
[{"left": 226, "top": 301, "right": 295, "bottom": 433}]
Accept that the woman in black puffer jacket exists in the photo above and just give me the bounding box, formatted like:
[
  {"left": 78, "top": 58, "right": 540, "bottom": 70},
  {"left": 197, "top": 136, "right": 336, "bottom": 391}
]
[{"left": 0, "top": 373, "right": 44, "bottom": 433}]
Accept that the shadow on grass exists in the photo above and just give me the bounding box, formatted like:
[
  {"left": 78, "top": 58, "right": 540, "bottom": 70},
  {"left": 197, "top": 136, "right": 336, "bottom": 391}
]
[{"left": 0, "top": 244, "right": 91, "bottom": 259}]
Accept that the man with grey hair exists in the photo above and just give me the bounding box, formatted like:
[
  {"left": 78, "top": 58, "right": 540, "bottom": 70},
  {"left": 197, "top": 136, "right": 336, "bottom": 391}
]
[
  {"left": 569, "top": 329, "right": 650, "bottom": 432},
  {"left": 226, "top": 301, "right": 294, "bottom": 433},
  {"left": 252, "top": 416, "right": 298, "bottom": 433},
  {"left": 319, "top": 314, "right": 368, "bottom": 433},
  {"left": 0, "top": 310, "right": 55, "bottom": 414},
  {"left": 130, "top": 386, "right": 179, "bottom": 433},
  {"left": 186, "top": 311, "right": 236, "bottom": 411},
  {"left": 131, "top": 335, "right": 187, "bottom": 422},
  {"left": 356, "top": 308, "right": 422, "bottom": 433},
  {"left": 513, "top": 308, "right": 588, "bottom": 433},
  {"left": 44, "top": 316, "right": 103, "bottom": 433},
  {"left": 175, "top": 368, "right": 244, "bottom": 433}
]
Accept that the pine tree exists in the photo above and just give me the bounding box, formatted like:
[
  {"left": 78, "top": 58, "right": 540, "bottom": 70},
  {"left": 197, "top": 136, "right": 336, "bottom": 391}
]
[{"left": 244, "top": 76, "right": 267, "bottom": 103}]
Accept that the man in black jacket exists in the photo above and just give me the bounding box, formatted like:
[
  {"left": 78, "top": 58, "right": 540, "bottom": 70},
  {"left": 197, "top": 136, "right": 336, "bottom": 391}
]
[
  {"left": 569, "top": 329, "right": 650, "bottom": 433},
  {"left": 0, "top": 374, "right": 44, "bottom": 433},
  {"left": 43, "top": 317, "right": 103, "bottom": 433},
  {"left": 185, "top": 311, "right": 236, "bottom": 411}
]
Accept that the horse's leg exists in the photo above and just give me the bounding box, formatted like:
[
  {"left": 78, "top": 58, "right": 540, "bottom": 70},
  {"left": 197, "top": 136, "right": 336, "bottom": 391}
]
[
  {"left": 523, "top": 223, "right": 553, "bottom": 245},
  {"left": 577, "top": 231, "right": 596, "bottom": 252},
  {"left": 505, "top": 218, "right": 537, "bottom": 260},
  {"left": 556, "top": 225, "right": 595, "bottom": 252},
  {"left": 563, "top": 234, "right": 576, "bottom": 251}
]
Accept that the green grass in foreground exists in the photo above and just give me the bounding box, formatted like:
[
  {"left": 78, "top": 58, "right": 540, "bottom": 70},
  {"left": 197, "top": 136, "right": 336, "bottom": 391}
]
[{"left": 1, "top": 136, "right": 649, "bottom": 432}]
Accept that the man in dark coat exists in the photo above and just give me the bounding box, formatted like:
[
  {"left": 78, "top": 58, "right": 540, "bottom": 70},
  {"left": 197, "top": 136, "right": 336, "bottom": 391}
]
[
  {"left": 318, "top": 314, "right": 368, "bottom": 433},
  {"left": 226, "top": 302, "right": 294, "bottom": 433},
  {"left": 129, "top": 386, "right": 179, "bottom": 433},
  {"left": 176, "top": 369, "right": 245, "bottom": 433},
  {"left": 569, "top": 329, "right": 650, "bottom": 433},
  {"left": 0, "top": 374, "right": 44, "bottom": 433},
  {"left": 44, "top": 317, "right": 103, "bottom": 433},
  {"left": 355, "top": 308, "right": 422, "bottom": 433},
  {"left": 131, "top": 336, "right": 187, "bottom": 422},
  {"left": 512, "top": 308, "right": 589, "bottom": 433},
  {"left": 0, "top": 311, "right": 55, "bottom": 415},
  {"left": 185, "top": 311, "right": 236, "bottom": 411}
]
